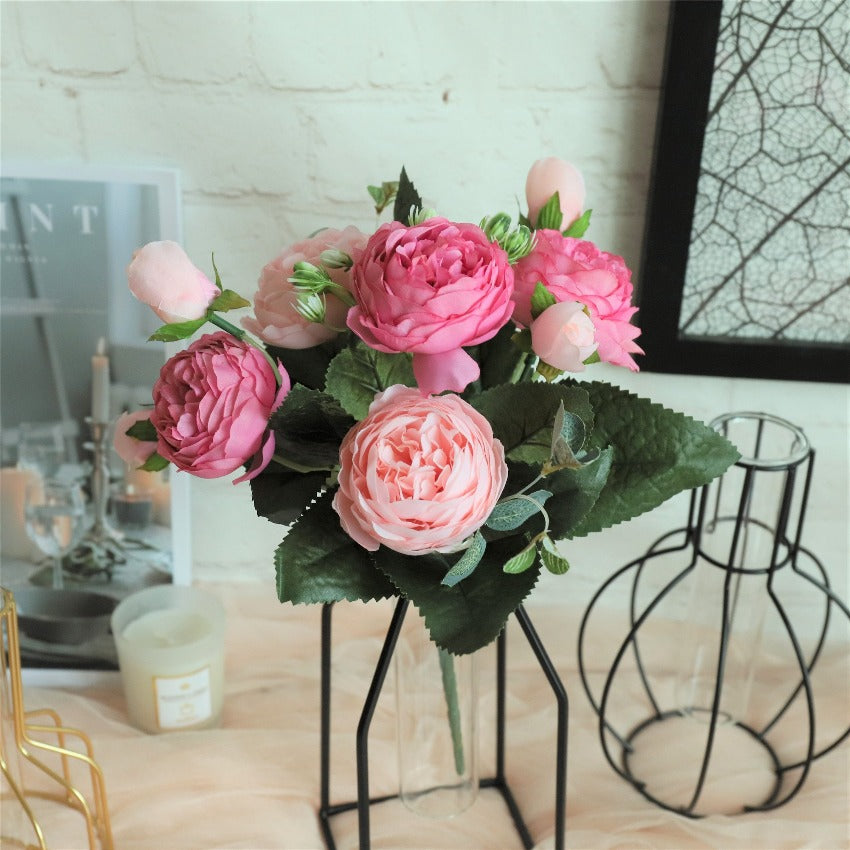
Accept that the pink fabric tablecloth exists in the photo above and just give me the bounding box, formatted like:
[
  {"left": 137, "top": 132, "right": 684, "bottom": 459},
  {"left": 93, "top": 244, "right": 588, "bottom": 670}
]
[{"left": 14, "top": 583, "right": 849, "bottom": 850}]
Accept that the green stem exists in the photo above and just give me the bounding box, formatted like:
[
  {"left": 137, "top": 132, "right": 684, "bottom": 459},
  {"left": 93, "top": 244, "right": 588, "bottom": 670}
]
[
  {"left": 438, "top": 649, "right": 466, "bottom": 776},
  {"left": 271, "top": 454, "right": 331, "bottom": 474},
  {"left": 209, "top": 313, "right": 284, "bottom": 388}
]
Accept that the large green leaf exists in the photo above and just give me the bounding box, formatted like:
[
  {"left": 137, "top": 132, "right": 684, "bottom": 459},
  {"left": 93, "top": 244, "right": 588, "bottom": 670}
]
[
  {"left": 325, "top": 341, "right": 415, "bottom": 420},
  {"left": 470, "top": 382, "right": 593, "bottom": 465},
  {"left": 275, "top": 491, "right": 395, "bottom": 604},
  {"left": 374, "top": 537, "right": 541, "bottom": 655},
  {"left": 271, "top": 384, "right": 354, "bottom": 469},
  {"left": 571, "top": 382, "right": 740, "bottom": 536},
  {"left": 250, "top": 464, "right": 327, "bottom": 526},
  {"left": 464, "top": 323, "right": 529, "bottom": 394},
  {"left": 393, "top": 166, "right": 423, "bottom": 224}
]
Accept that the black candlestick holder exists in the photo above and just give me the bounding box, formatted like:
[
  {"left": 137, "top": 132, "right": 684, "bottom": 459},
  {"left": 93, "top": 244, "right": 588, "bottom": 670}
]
[{"left": 577, "top": 411, "right": 849, "bottom": 817}]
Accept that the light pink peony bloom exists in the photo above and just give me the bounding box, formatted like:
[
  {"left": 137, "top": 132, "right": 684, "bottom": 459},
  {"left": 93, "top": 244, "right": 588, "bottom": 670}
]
[
  {"left": 347, "top": 218, "right": 515, "bottom": 395},
  {"left": 525, "top": 158, "right": 585, "bottom": 230},
  {"left": 242, "top": 226, "right": 367, "bottom": 349},
  {"left": 151, "top": 332, "right": 289, "bottom": 483},
  {"left": 113, "top": 409, "right": 158, "bottom": 467},
  {"left": 332, "top": 385, "right": 508, "bottom": 555},
  {"left": 513, "top": 230, "right": 643, "bottom": 371},
  {"left": 128, "top": 241, "right": 220, "bottom": 324},
  {"left": 531, "top": 301, "right": 597, "bottom": 372}
]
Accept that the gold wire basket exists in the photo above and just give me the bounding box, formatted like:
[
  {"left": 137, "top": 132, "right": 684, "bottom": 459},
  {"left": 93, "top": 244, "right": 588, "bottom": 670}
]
[{"left": 1, "top": 586, "right": 113, "bottom": 849}]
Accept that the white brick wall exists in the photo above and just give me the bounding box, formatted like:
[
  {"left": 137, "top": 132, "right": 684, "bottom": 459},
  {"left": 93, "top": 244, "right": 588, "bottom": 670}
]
[{"left": 2, "top": 0, "right": 846, "bottom": 601}]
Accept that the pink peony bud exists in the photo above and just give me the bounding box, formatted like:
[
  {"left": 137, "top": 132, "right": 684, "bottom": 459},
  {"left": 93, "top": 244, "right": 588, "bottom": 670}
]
[
  {"left": 128, "top": 241, "right": 220, "bottom": 324},
  {"left": 531, "top": 301, "right": 597, "bottom": 372},
  {"left": 113, "top": 410, "right": 158, "bottom": 467},
  {"left": 525, "top": 158, "right": 586, "bottom": 230}
]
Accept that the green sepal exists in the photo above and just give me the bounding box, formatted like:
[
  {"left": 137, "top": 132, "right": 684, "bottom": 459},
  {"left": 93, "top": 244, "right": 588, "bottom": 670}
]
[
  {"left": 138, "top": 452, "right": 169, "bottom": 472},
  {"left": 210, "top": 289, "right": 251, "bottom": 312},
  {"left": 563, "top": 209, "right": 592, "bottom": 238},
  {"left": 502, "top": 543, "right": 537, "bottom": 575},
  {"left": 583, "top": 350, "right": 601, "bottom": 366},
  {"left": 325, "top": 341, "right": 416, "bottom": 421},
  {"left": 530, "top": 282, "right": 557, "bottom": 320},
  {"left": 540, "top": 536, "right": 570, "bottom": 575},
  {"left": 485, "top": 490, "right": 551, "bottom": 532},
  {"left": 393, "top": 167, "right": 423, "bottom": 225},
  {"left": 148, "top": 317, "right": 206, "bottom": 342},
  {"left": 275, "top": 490, "right": 395, "bottom": 605},
  {"left": 441, "top": 531, "right": 486, "bottom": 587},
  {"left": 211, "top": 253, "right": 223, "bottom": 289},
  {"left": 125, "top": 418, "right": 157, "bottom": 442},
  {"left": 535, "top": 192, "right": 564, "bottom": 231}
]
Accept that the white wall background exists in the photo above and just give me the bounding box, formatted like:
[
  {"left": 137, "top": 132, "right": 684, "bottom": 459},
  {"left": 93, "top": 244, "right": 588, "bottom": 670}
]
[{"left": 2, "top": 1, "right": 846, "bottom": 608}]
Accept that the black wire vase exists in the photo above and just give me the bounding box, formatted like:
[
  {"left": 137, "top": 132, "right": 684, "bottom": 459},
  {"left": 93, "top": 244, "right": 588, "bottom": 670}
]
[{"left": 578, "top": 411, "right": 849, "bottom": 817}]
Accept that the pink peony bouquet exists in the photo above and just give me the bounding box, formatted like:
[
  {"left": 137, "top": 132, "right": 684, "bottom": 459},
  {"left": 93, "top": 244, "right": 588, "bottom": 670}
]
[{"left": 118, "top": 159, "right": 738, "bottom": 654}]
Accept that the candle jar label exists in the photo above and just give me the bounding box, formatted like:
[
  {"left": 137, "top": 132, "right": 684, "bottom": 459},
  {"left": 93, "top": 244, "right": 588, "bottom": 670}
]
[{"left": 154, "top": 666, "right": 212, "bottom": 730}]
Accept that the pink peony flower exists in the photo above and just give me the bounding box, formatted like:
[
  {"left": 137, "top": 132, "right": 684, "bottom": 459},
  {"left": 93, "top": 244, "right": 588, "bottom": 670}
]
[
  {"left": 512, "top": 230, "right": 643, "bottom": 370},
  {"left": 242, "top": 226, "right": 367, "bottom": 349},
  {"left": 526, "top": 158, "right": 585, "bottom": 230},
  {"left": 332, "top": 385, "right": 508, "bottom": 555},
  {"left": 128, "top": 241, "right": 220, "bottom": 324},
  {"left": 531, "top": 301, "right": 597, "bottom": 372},
  {"left": 113, "top": 409, "right": 158, "bottom": 467},
  {"left": 151, "top": 332, "right": 289, "bottom": 483},
  {"left": 347, "top": 217, "right": 515, "bottom": 395}
]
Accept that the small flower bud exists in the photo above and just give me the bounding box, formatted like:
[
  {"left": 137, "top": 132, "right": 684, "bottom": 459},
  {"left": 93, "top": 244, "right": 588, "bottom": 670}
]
[
  {"left": 408, "top": 207, "right": 438, "bottom": 226},
  {"left": 503, "top": 225, "right": 536, "bottom": 264},
  {"left": 294, "top": 292, "right": 327, "bottom": 324},
  {"left": 319, "top": 249, "right": 353, "bottom": 271},
  {"left": 480, "top": 212, "right": 512, "bottom": 244},
  {"left": 289, "top": 261, "right": 334, "bottom": 291}
]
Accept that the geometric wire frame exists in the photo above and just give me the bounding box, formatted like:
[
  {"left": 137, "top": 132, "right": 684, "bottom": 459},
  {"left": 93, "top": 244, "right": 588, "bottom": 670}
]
[
  {"left": 318, "top": 598, "right": 568, "bottom": 849},
  {"left": 0, "top": 587, "right": 114, "bottom": 849},
  {"left": 577, "top": 412, "right": 850, "bottom": 817}
]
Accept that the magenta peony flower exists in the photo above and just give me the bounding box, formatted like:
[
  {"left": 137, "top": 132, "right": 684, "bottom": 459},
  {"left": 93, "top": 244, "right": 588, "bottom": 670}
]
[
  {"left": 525, "top": 157, "right": 585, "bottom": 230},
  {"left": 113, "top": 409, "right": 158, "bottom": 467},
  {"left": 128, "top": 241, "right": 220, "bottom": 324},
  {"left": 151, "top": 332, "right": 289, "bottom": 483},
  {"left": 531, "top": 300, "right": 597, "bottom": 372},
  {"left": 242, "top": 226, "right": 367, "bottom": 349},
  {"left": 513, "top": 230, "right": 643, "bottom": 371},
  {"left": 347, "top": 217, "right": 515, "bottom": 395},
  {"left": 332, "top": 385, "right": 508, "bottom": 555}
]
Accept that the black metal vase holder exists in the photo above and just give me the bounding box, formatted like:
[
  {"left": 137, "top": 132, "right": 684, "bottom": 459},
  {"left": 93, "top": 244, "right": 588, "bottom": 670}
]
[
  {"left": 577, "top": 411, "right": 850, "bottom": 818},
  {"left": 318, "top": 599, "right": 568, "bottom": 850}
]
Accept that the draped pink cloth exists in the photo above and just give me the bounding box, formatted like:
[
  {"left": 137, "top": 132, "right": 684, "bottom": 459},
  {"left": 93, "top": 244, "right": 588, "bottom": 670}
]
[{"left": 17, "top": 584, "right": 849, "bottom": 849}]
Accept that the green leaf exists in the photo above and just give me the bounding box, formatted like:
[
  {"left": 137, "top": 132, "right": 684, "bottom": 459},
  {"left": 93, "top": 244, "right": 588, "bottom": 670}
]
[
  {"left": 275, "top": 490, "right": 395, "bottom": 604},
  {"left": 441, "top": 532, "right": 486, "bottom": 587},
  {"left": 502, "top": 543, "right": 537, "bottom": 575},
  {"left": 139, "top": 452, "right": 169, "bottom": 472},
  {"left": 211, "top": 253, "right": 223, "bottom": 289},
  {"left": 393, "top": 166, "right": 423, "bottom": 224},
  {"left": 485, "top": 490, "right": 551, "bottom": 532},
  {"left": 464, "top": 323, "right": 529, "bottom": 396},
  {"left": 265, "top": 336, "right": 345, "bottom": 391},
  {"left": 125, "top": 418, "right": 156, "bottom": 441},
  {"left": 571, "top": 382, "right": 741, "bottom": 537},
  {"left": 270, "top": 384, "right": 354, "bottom": 469},
  {"left": 530, "top": 282, "right": 557, "bottom": 320},
  {"left": 535, "top": 191, "right": 564, "bottom": 231},
  {"left": 148, "top": 317, "right": 206, "bottom": 342},
  {"left": 540, "top": 536, "right": 570, "bottom": 575},
  {"left": 563, "top": 208, "right": 592, "bottom": 238},
  {"left": 210, "top": 289, "right": 251, "bottom": 312},
  {"left": 470, "top": 382, "right": 593, "bottom": 466},
  {"left": 367, "top": 180, "right": 399, "bottom": 215},
  {"left": 552, "top": 401, "right": 586, "bottom": 459},
  {"left": 325, "top": 341, "right": 415, "bottom": 420},
  {"left": 375, "top": 536, "right": 540, "bottom": 655},
  {"left": 250, "top": 464, "right": 327, "bottom": 526}
]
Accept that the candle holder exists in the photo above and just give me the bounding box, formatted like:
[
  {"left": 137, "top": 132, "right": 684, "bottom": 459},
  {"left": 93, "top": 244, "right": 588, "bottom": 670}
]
[{"left": 1, "top": 587, "right": 114, "bottom": 849}]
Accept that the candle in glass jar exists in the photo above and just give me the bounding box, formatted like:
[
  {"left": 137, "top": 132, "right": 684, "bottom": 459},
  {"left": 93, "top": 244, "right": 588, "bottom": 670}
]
[
  {"left": 91, "top": 337, "right": 110, "bottom": 423},
  {"left": 111, "top": 586, "right": 225, "bottom": 734}
]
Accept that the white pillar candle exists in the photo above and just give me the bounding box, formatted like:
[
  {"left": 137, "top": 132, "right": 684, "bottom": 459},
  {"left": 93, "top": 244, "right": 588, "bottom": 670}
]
[
  {"left": 91, "top": 337, "right": 110, "bottom": 423},
  {"left": 111, "top": 585, "right": 225, "bottom": 734}
]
